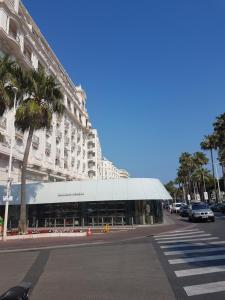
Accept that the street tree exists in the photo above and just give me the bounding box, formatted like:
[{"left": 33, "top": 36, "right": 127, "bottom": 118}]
[{"left": 14, "top": 68, "right": 65, "bottom": 233}]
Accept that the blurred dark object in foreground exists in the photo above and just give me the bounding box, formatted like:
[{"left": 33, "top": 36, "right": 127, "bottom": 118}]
[{"left": 0, "top": 282, "right": 31, "bottom": 300}]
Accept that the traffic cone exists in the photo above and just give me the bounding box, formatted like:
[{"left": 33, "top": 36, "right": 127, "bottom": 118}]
[{"left": 86, "top": 227, "right": 92, "bottom": 236}]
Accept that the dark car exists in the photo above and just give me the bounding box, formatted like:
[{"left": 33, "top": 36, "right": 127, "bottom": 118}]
[
  {"left": 210, "top": 203, "right": 223, "bottom": 212},
  {"left": 220, "top": 203, "right": 225, "bottom": 213},
  {"left": 180, "top": 203, "right": 189, "bottom": 217}
]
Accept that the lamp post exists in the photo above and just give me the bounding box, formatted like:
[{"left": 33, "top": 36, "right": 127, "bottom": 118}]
[{"left": 2, "top": 86, "right": 17, "bottom": 241}]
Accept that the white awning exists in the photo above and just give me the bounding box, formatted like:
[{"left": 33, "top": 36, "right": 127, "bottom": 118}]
[{"left": 0, "top": 178, "right": 172, "bottom": 205}]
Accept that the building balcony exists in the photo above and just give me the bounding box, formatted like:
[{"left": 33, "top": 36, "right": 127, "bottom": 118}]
[
  {"left": 88, "top": 150, "right": 95, "bottom": 156},
  {"left": 64, "top": 121, "right": 70, "bottom": 129},
  {"left": 65, "top": 136, "right": 70, "bottom": 146},
  {"left": 71, "top": 157, "right": 75, "bottom": 167},
  {"left": 32, "top": 135, "right": 39, "bottom": 149},
  {"left": 88, "top": 152, "right": 95, "bottom": 159},
  {"left": 46, "top": 126, "right": 53, "bottom": 137},
  {"left": 8, "top": 19, "right": 19, "bottom": 43},
  {"left": 87, "top": 142, "right": 95, "bottom": 149},
  {"left": 56, "top": 148, "right": 61, "bottom": 157},
  {"left": 45, "top": 142, "right": 51, "bottom": 155},
  {"left": 71, "top": 142, "right": 76, "bottom": 151},
  {"left": 56, "top": 130, "right": 62, "bottom": 142},
  {"left": 64, "top": 149, "right": 69, "bottom": 157},
  {"left": 64, "top": 160, "right": 68, "bottom": 169},
  {"left": 15, "top": 130, "right": 24, "bottom": 141},
  {"left": 88, "top": 170, "right": 96, "bottom": 176},
  {"left": 88, "top": 162, "right": 96, "bottom": 168},
  {"left": 88, "top": 133, "right": 95, "bottom": 139}
]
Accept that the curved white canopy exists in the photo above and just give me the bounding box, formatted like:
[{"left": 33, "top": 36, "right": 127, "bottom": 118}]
[{"left": 0, "top": 178, "right": 172, "bottom": 205}]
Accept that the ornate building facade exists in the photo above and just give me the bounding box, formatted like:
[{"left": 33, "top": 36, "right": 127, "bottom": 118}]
[{"left": 0, "top": 0, "right": 129, "bottom": 184}]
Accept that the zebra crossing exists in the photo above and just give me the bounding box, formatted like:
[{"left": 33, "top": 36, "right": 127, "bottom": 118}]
[{"left": 154, "top": 228, "right": 225, "bottom": 298}]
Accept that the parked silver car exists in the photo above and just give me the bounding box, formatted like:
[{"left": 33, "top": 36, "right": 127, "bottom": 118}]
[{"left": 188, "top": 202, "right": 215, "bottom": 222}]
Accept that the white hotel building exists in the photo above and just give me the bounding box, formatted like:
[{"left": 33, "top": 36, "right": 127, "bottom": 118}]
[{"left": 0, "top": 0, "right": 129, "bottom": 184}]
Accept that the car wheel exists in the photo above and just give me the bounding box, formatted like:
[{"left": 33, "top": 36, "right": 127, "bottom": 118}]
[
  {"left": 188, "top": 216, "right": 192, "bottom": 222},
  {"left": 211, "top": 218, "right": 215, "bottom": 222}
]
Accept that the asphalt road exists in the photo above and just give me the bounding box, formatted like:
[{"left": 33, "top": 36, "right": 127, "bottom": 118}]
[
  {"left": 2, "top": 212, "right": 225, "bottom": 299},
  {"left": 153, "top": 212, "right": 225, "bottom": 300},
  {"left": 0, "top": 229, "right": 176, "bottom": 300}
]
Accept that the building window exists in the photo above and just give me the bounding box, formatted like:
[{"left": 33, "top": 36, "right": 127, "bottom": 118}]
[
  {"left": 24, "top": 42, "right": 32, "bottom": 63},
  {"left": 8, "top": 18, "right": 18, "bottom": 41}
]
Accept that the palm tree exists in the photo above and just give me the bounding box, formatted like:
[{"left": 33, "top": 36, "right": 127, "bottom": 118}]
[
  {"left": 15, "top": 68, "right": 65, "bottom": 233},
  {"left": 213, "top": 113, "right": 225, "bottom": 192},
  {"left": 200, "top": 134, "right": 217, "bottom": 198},
  {"left": 193, "top": 151, "right": 209, "bottom": 169},
  {"left": 0, "top": 55, "right": 16, "bottom": 115}
]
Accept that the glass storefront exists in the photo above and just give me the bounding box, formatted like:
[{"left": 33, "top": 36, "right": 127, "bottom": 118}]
[{"left": 0, "top": 200, "right": 163, "bottom": 228}]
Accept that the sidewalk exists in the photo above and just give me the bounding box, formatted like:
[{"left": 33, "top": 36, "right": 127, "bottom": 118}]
[{"left": 0, "top": 212, "right": 192, "bottom": 252}]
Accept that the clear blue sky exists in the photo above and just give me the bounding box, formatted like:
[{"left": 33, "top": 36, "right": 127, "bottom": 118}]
[{"left": 22, "top": 0, "right": 225, "bottom": 183}]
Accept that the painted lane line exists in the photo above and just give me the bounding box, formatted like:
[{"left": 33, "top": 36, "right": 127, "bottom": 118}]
[
  {"left": 175, "top": 265, "right": 225, "bottom": 277},
  {"left": 168, "top": 228, "right": 198, "bottom": 233},
  {"left": 154, "top": 230, "right": 204, "bottom": 238},
  {"left": 160, "top": 240, "right": 225, "bottom": 249},
  {"left": 155, "top": 233, "right": 211, "bottom": 241},
  {"left": 157, "top": 237, "right": 218, "bottom": 244},
  {"left": 164, "top": 246, "right": 225, "bottom": 256},
  {"left": 184, "top": 281, "right": 225, "bottom": 296},
  {"left": 169, "top": 254, "right": 225, "bottom": 265}
]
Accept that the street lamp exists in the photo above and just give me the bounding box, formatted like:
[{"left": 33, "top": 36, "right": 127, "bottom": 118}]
[{"left": 2, "top": 86, "right": 18, "bottom": 241}]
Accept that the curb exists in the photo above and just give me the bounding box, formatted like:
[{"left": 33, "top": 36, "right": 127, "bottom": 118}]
[{"left": 4, "top": 232, "right": 86, "bottom": 240}]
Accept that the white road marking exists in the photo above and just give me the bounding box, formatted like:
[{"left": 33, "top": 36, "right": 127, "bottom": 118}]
[
  {"left": 160, "top": 240, "right": 225, "bottom": 249},
  {"left": 169, "top": 229, "right": 198, "bottom": 233},
  {"left": 184, "top": 281, "right": 225, "bottom": 296},
  {"left": 155, "top": 233, "right": 211, "bottom": 241},
  {"left": 164, "top": 246, "right": 225, "bottom": 256},
  {"left": 154, "top": 230, "right": 201, "bottom": 238},
  {"left": 157, "top": 237, "right": 218, "bottom": 244},
  {"left": 169, "top": 254, "right": 225, "bottom": 264},
  {"left": 175, "top": 265, "right": 225, "bottom": 277}
]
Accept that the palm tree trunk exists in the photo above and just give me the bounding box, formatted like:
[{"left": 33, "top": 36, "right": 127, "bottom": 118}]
[
  {"left": 18, "top": 127, "right": 34, "bottom": 233},
  {"left": 222, "top": 164, "right": 225, "bottom": 192},
  {"left": 210, "top": 148, "right": 217, "bottom": 201}
]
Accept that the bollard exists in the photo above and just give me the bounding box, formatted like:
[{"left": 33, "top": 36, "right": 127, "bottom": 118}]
[{"left": 150, "top": 215, "right": 153, "bottom": 225}]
